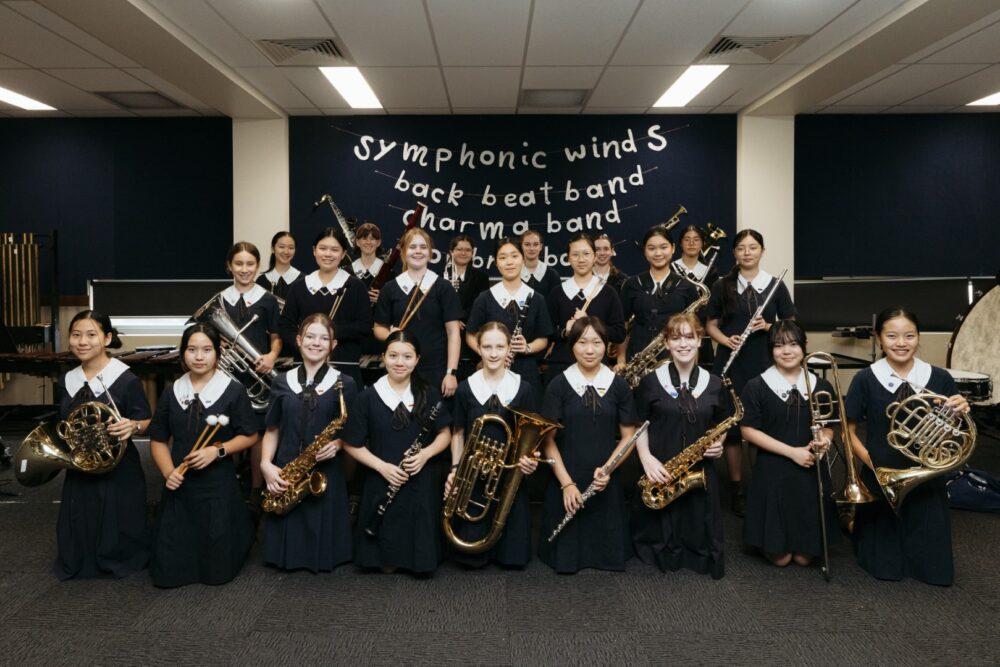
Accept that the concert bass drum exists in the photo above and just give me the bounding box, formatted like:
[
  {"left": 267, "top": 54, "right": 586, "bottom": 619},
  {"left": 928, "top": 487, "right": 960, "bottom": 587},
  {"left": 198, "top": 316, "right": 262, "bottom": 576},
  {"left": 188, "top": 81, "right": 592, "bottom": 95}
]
[{"left": 947, "top": 284, "right": 999, "bottom": 406}]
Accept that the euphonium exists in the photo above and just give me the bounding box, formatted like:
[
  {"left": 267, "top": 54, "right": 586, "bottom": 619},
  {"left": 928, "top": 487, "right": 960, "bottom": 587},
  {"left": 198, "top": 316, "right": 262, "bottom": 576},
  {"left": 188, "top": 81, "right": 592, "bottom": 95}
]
[
  {"left": 261, "top": 381, "right": 347, "bottom": 515},
  {"left": 191, "top": 295, "right": 277, "bottom": 411},
  {"left": 639, "top": 377, "right": 743, "bottom": 509},
  {"left": 443, "top": 407, "right": 560, "bottom": 554},
  {"left": 875, "top": 388, "right": 976, "bottom": 514}
]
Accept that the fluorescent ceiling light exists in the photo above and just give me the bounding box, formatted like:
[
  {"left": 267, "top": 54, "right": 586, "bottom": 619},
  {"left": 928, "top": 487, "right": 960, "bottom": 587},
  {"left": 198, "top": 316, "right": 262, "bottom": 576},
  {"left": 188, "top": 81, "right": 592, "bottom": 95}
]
[
  {"left": 967, "top": 90, "right": 1000, "bottom": 106},
  {"left": 0, "top": 85, "right": 56, "bottom": 111},
  {"left": 653, "top": 65, "right": 729, "bottom": 107},
  {"left": 318, "top": 67, "right": 382, "bottom": 109}
]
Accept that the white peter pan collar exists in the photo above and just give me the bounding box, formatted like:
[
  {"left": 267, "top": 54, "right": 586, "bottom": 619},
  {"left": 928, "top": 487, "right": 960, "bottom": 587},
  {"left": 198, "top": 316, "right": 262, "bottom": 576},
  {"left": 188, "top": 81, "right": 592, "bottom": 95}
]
[
  {"left": 396, "top": 269, "right": 439, "bottom": 295},
  {"left": 352, "top": 257, "right": 383, "bottom": 277},
  {"left": 521, "top": 264, "right": 548, "bottom": 283},
  {"left": 221, "top": 283, "right": 267, "bottom": 307},
  {"left": 285, "top": 365, "right": 340, "bottom": 395},
  {"left": 263, "top": 266, "right": 301, "bottom": 285},
  {"left": 871, "top": 357, "right": 932, "bottom": 394},
  {"left": 563, "top": 364, "right": 615, "bottom": 397},
  {"left": 737, "top": 270, "right": 772, "bottom": 295},
  {"left": 648, "top": 269, "right": 676, "bottom": 295},
  {"left": 467, "top": 369, "right": 521, "bottom": 406},
  {"left": 305, "top": 269, "right": 350, "bottom": 294},
  {"left": 173, "top": 370, "right": 231, "bottom": 409},
  {"left": 490, "top": 282, "right": 533, "bottom": 309},
  {"left": 761, "top": 366, "right": 816, "bottom": 401},
  {"left": 373, "top": 375, "right": 414, "bottom": 411},
  {"left": 64, "top": 357, "right": 130, "bottom": 399},
  {"left": 678, "top": 260, "right": 709, "bottom": 280},
  {"left": 655, "top": 362, "right": 710, "bottom": 399},
  {"left": 561, "top": 274, "right": 602, "bottom": 300}
]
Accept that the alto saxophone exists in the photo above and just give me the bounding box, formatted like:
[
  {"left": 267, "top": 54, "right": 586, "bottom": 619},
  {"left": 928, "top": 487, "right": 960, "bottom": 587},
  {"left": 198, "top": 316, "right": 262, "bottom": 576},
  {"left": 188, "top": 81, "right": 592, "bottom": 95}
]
[
  {"left": 638, "top": 376, "right": 744, "bottom": 509},
  {"left": 261, "top": 380, "right": 348, "bottom": 515}
]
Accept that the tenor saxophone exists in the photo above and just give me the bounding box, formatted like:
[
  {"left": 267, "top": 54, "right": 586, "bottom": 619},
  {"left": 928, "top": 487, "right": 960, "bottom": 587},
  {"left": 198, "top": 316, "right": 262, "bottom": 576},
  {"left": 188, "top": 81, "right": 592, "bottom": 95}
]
[{"left": 261, "top": 380, "right": 348, "bottom": 515}]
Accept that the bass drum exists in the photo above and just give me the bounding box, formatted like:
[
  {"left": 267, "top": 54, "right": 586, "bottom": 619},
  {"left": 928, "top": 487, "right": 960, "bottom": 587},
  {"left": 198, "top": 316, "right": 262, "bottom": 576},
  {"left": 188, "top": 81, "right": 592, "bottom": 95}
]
[{"left": 948, "top": 284, "right": 1000, "bottom": 405}]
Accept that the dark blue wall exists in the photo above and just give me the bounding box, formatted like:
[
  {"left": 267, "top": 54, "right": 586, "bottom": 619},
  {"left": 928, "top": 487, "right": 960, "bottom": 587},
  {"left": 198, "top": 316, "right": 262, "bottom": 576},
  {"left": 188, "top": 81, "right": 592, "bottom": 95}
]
[
  {"left": 0, "top": 118, "right": 233, "bottom": 296},
  {"left": 795, "top": 114, "right": 1000, "bottom": 278},
  {"left": 290, "top": 115, "right": 737, "bottom": 277}
]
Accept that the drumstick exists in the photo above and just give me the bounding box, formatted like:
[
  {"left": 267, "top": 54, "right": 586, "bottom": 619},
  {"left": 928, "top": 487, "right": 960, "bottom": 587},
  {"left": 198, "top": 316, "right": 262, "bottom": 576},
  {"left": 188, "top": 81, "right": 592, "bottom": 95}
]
[
  {"left": 580, "top": 275, "right": 607, "bottom": 313},
  {"left": 177, "top": 414, "right": 228, "bottom": 475}
]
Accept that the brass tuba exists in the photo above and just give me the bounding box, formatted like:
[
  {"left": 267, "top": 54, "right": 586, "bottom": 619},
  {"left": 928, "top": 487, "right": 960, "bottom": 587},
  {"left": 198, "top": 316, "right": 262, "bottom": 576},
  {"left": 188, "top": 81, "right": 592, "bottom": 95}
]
[
  {"left": 443, "top": 408, "right": 560, "bottom": 554},
  {"left": 876, "top": 389, "right": 976, "bottom": 514},
  {"left": 191, "top": 295, "right": 277, "bottom": 411},
  {"left": 15, "top": 401, "right": 127, "bottom": 487}
]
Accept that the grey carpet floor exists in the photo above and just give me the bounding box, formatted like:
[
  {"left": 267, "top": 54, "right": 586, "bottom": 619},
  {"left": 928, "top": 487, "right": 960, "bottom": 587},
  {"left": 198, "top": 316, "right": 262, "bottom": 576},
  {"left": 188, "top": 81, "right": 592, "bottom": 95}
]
[{"left": 1, "top": 425, "right": 999, "bottom": 666}]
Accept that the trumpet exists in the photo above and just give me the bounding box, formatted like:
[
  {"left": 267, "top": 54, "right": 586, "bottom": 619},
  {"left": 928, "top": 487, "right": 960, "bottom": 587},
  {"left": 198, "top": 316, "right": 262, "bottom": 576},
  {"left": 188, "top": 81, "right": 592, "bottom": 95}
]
[
  {"left": 443, "top": 408, "right": 559, "bottom": 553},
  {"left": 663, "top": 205, "right": 687, "bottom": 230}
]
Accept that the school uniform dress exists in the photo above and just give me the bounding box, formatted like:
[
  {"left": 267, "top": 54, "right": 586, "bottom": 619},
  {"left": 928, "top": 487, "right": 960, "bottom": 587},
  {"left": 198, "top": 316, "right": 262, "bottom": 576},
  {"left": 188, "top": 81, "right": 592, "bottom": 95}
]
[
  {"left": 466, "top": 282, "right": 554, "bottom": 396},
  {"left": 448, "top": 266, "right": 490, "bottom": 379},
  {"left": 219, "top": 284, "right": 281, "bottom": 427},
  {"left": 278, "top": 269, "right": 372, "bottom": 387},
  {"left": 844, "top": 358, "right": 958, "bottom": 585},
  {"left": 352, "top": 257, "right": 386, "bottom": 359},
  {"left": 261, "top": 366, "right": 357, "bottom": 572},
  {"left": 521, "top": 263, "right": 561, "bottom": 304},
  {"left": 595, "top": 268, "right": 628, "bottom": 294},
  {"left": 632, "top": 363, "right": 726, "bottom": 578},
  {"left": 341, "top": 377, "right": 452, "bottom": 573},
  {"left": 539, "top": 365, "right": 638, "bottom": 573},
  {"left": 373, "top": 270, "right": 463, "bottom": 389},
  {"left": 674, "top": 260, "right": 720, "bottom": 363},
  {"left": 705, "top": 270, "right": 796, "bottom": 394},
  {"left": 741, "top": 367, "right": 840, "bottom": 559},
  {"left": 449, "top": 370, "right": 536, "bottom": 567},
  {"left": 256, "top": 266, "right": 303, "bottom": 303},
  {"left": 53, "top": 359, "right": 151, "bottom": 580},
  {"left": 620, "top": 270, "right": 698, "bottom": 361},
  {"left": 148, "top": 371, "right": 257, "bottom": 588},
  {"left": 545, "top": 275, "right": 626, "bottom": 384}
]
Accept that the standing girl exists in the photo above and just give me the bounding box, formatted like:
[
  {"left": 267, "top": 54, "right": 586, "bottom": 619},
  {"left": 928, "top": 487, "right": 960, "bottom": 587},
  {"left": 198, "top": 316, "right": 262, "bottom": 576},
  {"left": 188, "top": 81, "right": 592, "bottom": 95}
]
[
  {"left": 221, "top": 241, "right": 281, "bottom": 376},
  {"left": 593, "top": 233, "right": 628, "bottom": 293},
  {"left": 148, "top": 324, "right": 257, "bottom": 587},
  {"left": 351, "top": 222, "right": 384, "bottom": 305},
  {"left": 342, "top": 331, "right": 452, "bottom": 574},
  {"left": 539, "top": 317, "right": 638, "bottom": 573},
  {"left": 53, "top": 311, "right": 150, "bottom": 580},
  {"left": 445, "top": 234, "right": 490, "bottom": 379},
  {"left": 845, "top": 307, "right": 968, "bottom": 586},
  {"left": 632, "top": 313, "right": 727, "bottom": 578},
  {"left": 256, "top": 231, "right": 302, "bottom": 303},
  {"left": 519, "top": 230, "right": 561, "bottom": 300},
  {"left": 741, "top": 320, "right": 838, "bottom": 568}
]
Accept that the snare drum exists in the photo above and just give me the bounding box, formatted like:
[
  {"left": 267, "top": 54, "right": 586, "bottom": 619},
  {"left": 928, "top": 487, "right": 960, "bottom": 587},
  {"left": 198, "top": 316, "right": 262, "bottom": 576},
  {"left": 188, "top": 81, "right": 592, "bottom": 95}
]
[{"left": 946, "top": 368, "right": 993, "bottom": 403}]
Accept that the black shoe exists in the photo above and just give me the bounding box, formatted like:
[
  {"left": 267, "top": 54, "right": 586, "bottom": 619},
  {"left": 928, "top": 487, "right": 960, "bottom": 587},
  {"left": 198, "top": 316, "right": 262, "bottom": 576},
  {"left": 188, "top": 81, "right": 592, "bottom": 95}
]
[{"left": 731, "top": 481, "right": 746, "bottom": 518}]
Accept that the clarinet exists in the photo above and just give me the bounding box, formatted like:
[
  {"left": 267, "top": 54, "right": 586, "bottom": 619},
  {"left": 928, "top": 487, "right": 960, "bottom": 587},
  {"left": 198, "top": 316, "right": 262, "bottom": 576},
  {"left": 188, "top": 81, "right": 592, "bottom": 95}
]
[
  {"left": 364, "top": 400, "right": 443, "bottom": 538},
  {"left": 505, "top": 292, "right": 533, "bottom": 369},
  {"left": 720, "top": 268, "right": 789, "bottom": 377}
]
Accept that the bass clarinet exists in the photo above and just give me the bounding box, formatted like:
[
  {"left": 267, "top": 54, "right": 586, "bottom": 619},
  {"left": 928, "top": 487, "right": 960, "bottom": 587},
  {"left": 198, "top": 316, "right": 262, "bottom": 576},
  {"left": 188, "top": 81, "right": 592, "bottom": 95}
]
[{"left": 364, "top": 400, "right": 443, "bottom": 538}]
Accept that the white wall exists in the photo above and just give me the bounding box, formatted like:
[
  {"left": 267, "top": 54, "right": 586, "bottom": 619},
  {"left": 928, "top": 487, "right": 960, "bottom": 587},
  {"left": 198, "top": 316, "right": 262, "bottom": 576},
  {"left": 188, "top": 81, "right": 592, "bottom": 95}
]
[{"left": 232, "top": 118, "right": 289, "bottom": 257}]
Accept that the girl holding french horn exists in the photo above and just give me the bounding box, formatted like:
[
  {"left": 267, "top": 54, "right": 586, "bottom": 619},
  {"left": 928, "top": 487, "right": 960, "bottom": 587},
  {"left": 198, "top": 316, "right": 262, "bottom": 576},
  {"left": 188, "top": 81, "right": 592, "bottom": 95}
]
[
  {"left": 148, "top": 323, "right": 257, "bottom": 588},
  {"left": 260, "top": 313, "right": 357, "bottom": 573},
  {"left": 50, "top": 310, "right": 151, "bottom": 580},
  {"left": 845, "top": 307, "right": 970, "bottom": 586}
]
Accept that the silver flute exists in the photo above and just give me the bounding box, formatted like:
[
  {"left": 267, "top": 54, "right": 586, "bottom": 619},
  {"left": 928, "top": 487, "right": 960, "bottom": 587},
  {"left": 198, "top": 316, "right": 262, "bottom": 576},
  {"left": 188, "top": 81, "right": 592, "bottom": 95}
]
[{"left": 720, "top": 268, "right": 788, "bottom": 377}]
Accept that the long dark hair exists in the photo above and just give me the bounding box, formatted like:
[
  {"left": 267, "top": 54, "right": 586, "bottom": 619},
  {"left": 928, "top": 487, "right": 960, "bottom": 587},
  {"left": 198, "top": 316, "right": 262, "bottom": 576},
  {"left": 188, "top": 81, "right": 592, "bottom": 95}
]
[
  {"left": 384, "top": 329, "right": 427, "bottom": 417},
  {"left": 266, "top": 231, "right": 294, "bottom": 273},
  {"left": 720, "top": 229, "right": 765, "bottom": 318},
  {"left": 69, "top": 310, "right": 122, "bottom": 354}
]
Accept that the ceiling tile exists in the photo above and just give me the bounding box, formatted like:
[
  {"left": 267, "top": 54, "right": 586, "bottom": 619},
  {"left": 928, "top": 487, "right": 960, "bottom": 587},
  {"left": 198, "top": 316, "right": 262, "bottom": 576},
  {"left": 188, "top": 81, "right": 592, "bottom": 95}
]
[
  {"left": 837, "top": 63, "right": 988, "bottom": 105},
  {"left": 582, "top": 107, "right": 648, "bottom": 114},
  {"left": 612, "top": 0, "right": 745, "bottom": 66},
  {"left": 132, "top": 108, "right": 202, "bottom": 117},
  {"left": 526, "top": 0, "right": 641, "bottom": 66},
  {"left": 647, "top": 106, "right": 714, "bottom": 114},
  {"left": 384, "top": 108, "right": 453, "bottom": 115},
  {"left": 206, "top": 0, "right": 333, "bottom": 39},
  {"left": 884, "top": 105, "right": 959, "bottom": 113},
  {"left": 321, "top": 107, "right": 386, "bottom": 115},
  {"left": 919, "top": 20, "right": 1000, "bottom": 64},
  {"left": 284, "top": 108, "right": 324, "bottom": 116},
  {"left": 780, "top": 0, "right": 909, "bottom": 65},
  {"left": 710, "top": 106, "right": 743, "bottom": 114},
  {"left": 587, "top": 65, "right": 684, "bottom": 107},
  {"left": 361, "top": 67, "right": 449, "bottom": 108},
  {"left": 817, "top": 105, "right": 890, "bottom": 113},
  {"left": 281, "top": 67, "right": 349, "bottom": 109},
  {"left": 517, "top": 107, "right": 582, "bottom": 114},
  {"left": 522, "top": 66, "right": 603, "bottom": 89},
  {"left": 0, "top": 53, "right": 28, "bottom": 68},
  {"left": 236, "top": 67, "right": 314, "bottom": 108},
  {"left": 452, "top": 108, "right": 517, "bottom": 114},
  {"left": 148, "top": 0, "right": 273, "bottom": 67},
  {"left": 0, "top": 4, "right": 111, "bottom": 68},
  {"left": 427, "top": 0, "right": 530, "bottom": 67},
  {"left": 6, "top": 0, "right": 140, "bottom": 67},
  {"left": 62, "top": 108, "right": 136, "bottom": 117},
  {"left": 820, "top": 64, "right": 904, "bottom": 105},
  {"left": 314, "top": 1, "right": 438, "bottom": 66},
  {"left": 0, "top": 68, "right": 120, "bottom": 110},
  {"left": 904, "top": 64, "right": 1000, "bottom": 106},
  {"left": 689, "top": 64, "right": 802, "bottom": 107},
  {"left": 125, "top": 69, "right": 212, "bottom": 110},
  {"left": 727, "top": 0, "right": 856, "bottom": 37},
  {"left": 902, "top": 7, "right": 1000, "bottom": 63},
  {"left": 443, "top": 67, "right": 521, "bottom": 107},
  {"left": 42, "top": 68, "right": 152, "bottom": 92}
]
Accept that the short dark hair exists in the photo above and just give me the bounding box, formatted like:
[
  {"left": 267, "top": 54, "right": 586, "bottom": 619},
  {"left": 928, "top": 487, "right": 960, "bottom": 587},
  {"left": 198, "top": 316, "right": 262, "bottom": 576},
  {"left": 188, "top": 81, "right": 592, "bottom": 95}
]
[{"left": 567, "top": 315, "right": 609, "bottom": 348}]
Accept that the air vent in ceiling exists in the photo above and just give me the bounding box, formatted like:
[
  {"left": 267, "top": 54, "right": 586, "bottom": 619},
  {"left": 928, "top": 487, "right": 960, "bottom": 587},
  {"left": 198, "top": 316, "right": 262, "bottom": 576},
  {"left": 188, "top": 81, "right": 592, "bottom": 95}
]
[
  {"left": 520, "top": 89, "right": 589, "bottom": 108},
  {"left": 95, "top": 91, "right": 180, "bottom": 109},
  {"left": 698, "top": 35, "right": 806, "bottom": 64},
  {"left": 255, "top": 38, "right": 351, "bottom": 67}
]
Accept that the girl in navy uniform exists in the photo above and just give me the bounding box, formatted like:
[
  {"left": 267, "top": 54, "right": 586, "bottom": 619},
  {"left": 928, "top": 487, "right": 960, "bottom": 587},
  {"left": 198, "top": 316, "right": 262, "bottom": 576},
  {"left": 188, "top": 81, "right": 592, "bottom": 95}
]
[
  {"left": 519, "top": 229, "right": 561, "bottom": 300},
  {"left": 148, "top": 324, "right": 257, "bottom": 587},
  {"left": 53, "top": 311, "right": 151, "bottom": 580},
  {"left": 845, "top": 307, "right": 969, "bottom": 586},
  {"left": 446, "top": 234, "right": 490, "bottom": 380},
  {"left": 445, "top": 322, "right": 540, "bottom": 568},
  {"left": 342, "top": 331, "right": 452, "bottom": 574},
  {"left": 705, "top": 229, "right": 796, "bottom": 515},
  {"left": 741, "top": 320, "right": 838, "bottom": 568},
  {"left": 615, "top": 227, "right": 698, "bottom": 372},
  {"left": 545, "top": 233, "right": 626, "bottom": 384},
  {"left": 279, "top": 227, "right": 372, "bottom": 387},
  {"left": 674, "top": 225, "right": 720, "bottom": 364},
  {"left": 632, "top": 313, "right": 727, "bottom": 578},
  {"left": 593, "top": 233, "right": 628, "bottom": 293},
  {"left": 256, "top": 231, "right": 302, "bottom": 303},
  {"left": 373, "top": 227, "right": 463, "bottom": 398},
  {"left": 260, "top": 314, "right": 357, "bottom": 572},
  {"left": 466, "top": 237, "right": 553, "bottom": 396},
  {"left": 540, "top": 317, "right": 638, "bottom": 574},
  {"left": 351, "top": 222, "right": 384, "bottom": 305}
]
